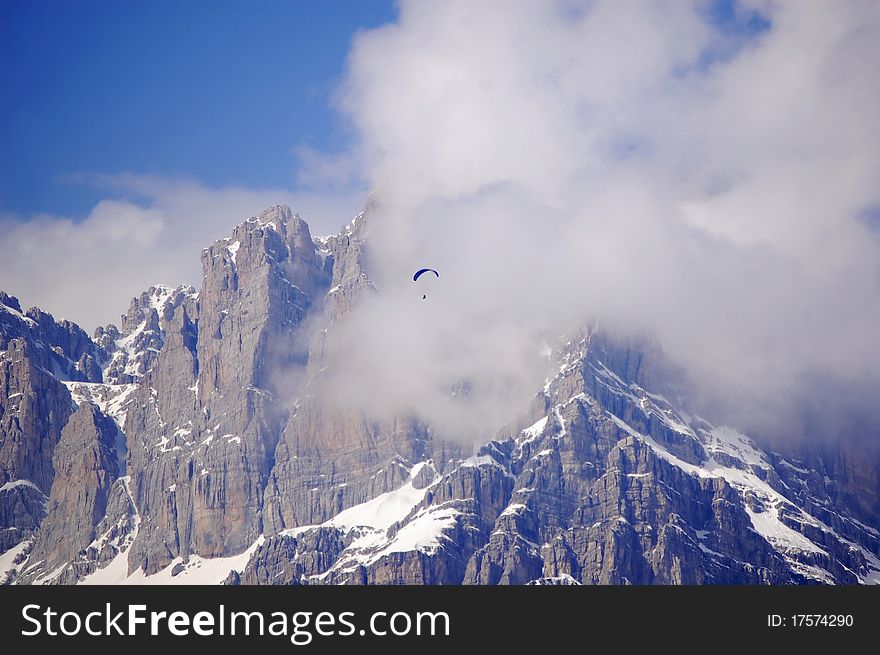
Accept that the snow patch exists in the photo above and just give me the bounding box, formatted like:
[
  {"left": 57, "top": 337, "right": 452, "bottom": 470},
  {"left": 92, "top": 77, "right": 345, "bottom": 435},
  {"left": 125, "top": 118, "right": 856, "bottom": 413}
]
[
  {"left": 369, "top": 504, "right": 460, "bottom": 561},
  {"left": 745, "top": 504, "right": 826, "bottom": 555},
  {"left": 701, "top": 425, "right": 770, "bottom": 470},
  {"left": 84, "top": 536, "right": 263, "bottom": 585},
  {"left": 518, "top": 416, "right": 548, "bottom": 445},
  {"left": 500, "top": 503, "right": 528, "bottom": 517},
  {"left": 0, "top": 540, "right": 31, "bottom": 584},
  {"left": 328, "top": 480, "right": 431, "bottom": 533},
  {"left": 227, "top": 240, "right": 240, "bottom": 264},
  {"left": 62, "top": 382, "right": 137, "bottom": 430},
  {"left": 0, "top": 479, "right": 43, "bottom": 495}
]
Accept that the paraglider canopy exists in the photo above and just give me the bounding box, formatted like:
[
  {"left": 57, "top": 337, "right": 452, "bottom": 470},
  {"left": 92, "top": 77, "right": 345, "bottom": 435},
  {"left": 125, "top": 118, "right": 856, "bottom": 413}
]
[
  {"left": 413, "top": 268, "right": 439, "bottom": 300},
  {"left": 412, "top": 268, "right": 439, "bottom": 282}
]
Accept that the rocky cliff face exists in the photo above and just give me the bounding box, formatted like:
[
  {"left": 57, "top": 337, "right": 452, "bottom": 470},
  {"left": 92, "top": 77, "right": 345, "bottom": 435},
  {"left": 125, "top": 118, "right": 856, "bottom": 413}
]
[
  {"left": 1, "top": 296, "right": 82, "bottom": 555},
  {"left": 2, "top": 205, "right": 878, "bottom": 585},
  {"left": 233, "top": 333, "right": 879, "bottom": 586},
  {"left": 263, "top": 208, "right": 455, "bottom": 538},
  {"left": 118, "top": 206, "right": 329, "bottom": 575},
  {"left": 16, "top": 403, "right": 120, "bottom": 584},
  {"left": 95, "top": 284, "right": 197, "bottom": 385}
]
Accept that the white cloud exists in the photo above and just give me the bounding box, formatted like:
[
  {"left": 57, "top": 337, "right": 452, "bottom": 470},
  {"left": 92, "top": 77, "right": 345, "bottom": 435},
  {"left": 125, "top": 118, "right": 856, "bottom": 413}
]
[
  {"left": 316, "top": 0, "right": 880, "bottom": 440},
  {"left": 2, "top": 1, "right": 878, "bottom": 443}
]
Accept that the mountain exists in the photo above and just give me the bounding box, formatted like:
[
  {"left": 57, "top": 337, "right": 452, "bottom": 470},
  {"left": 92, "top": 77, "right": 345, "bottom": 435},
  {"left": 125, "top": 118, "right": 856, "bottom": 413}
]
[{"left": 1, "top": 204, "right": 878, "bottom": 585}]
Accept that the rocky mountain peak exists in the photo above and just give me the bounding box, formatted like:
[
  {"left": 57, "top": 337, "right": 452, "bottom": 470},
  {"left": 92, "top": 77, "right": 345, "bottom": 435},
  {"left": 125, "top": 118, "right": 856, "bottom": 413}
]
[
  {"left": 122, "top": 285, "right": 186, "bottom": 332},
  {"left": 252, "top": 203, "right": 296, "bottom": 228},
  {"left": 0, "top": 292, "right": 22, "bottom": 314},
  {"left": 96, "top": 284, "right": 197, "bottom": 384},
  {"left": 3, "top": 203, "right": 879, "bottom": 587},
  {"left": 1, "top": 292, "right": 101, "bottom": 384}
]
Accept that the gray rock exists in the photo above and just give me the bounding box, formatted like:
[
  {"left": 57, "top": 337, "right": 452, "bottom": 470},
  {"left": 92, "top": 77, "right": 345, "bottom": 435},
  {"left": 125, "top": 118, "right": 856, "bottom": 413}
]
[
  {"left": 1, "top": 294, "right": 102, "bottom": 384},
  {"left": 0, "top": 339, "right": 73, "bottom": 495},
  {"left": 96, "top": 284, "right": 197, "bottom": 384},
  {"left": 4, "top": 204, "right": 878, "bottom": 586},
  {"left": 17, "top": 403, "right": 119, "bottom": 583}
]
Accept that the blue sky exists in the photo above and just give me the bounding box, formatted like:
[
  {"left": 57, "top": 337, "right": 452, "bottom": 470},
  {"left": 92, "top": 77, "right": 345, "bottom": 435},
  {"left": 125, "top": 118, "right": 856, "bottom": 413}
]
[
  {"left": 0, "top": 0, "right": 774, "bottom": 221},
  {"left": 0, "top": 0, "right": 395, "bottom": 218}
]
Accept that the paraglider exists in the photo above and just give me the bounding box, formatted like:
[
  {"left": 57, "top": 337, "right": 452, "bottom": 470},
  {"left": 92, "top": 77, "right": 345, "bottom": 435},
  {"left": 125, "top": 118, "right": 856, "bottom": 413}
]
[
  {"left": 412, "top": 268, "right": 439, "bottom": 282},
  {"left": 413, "top": 268, "right": 439, "bottom": 299}
]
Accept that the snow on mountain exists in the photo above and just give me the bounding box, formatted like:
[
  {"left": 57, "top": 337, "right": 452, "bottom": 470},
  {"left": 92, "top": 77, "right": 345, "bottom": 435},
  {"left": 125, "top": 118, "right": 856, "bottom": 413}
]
[
  {"left": 96, "top": 284, "right": 197, "bottom": 384},
  {"left": 62, "top": 381, "right": 137, "bottom": 429},
  {"left": 3, "top": 206, "right": 878, "bottom": 586}
]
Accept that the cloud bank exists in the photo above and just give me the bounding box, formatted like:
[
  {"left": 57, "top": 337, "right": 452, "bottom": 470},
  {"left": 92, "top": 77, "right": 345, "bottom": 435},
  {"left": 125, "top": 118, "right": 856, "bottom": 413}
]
[
  {"left": 2, "top": 1, "right": 877, "bottom": 445},
  {"left": 318, "top": 0, "right": 880, "bottom": 441}
]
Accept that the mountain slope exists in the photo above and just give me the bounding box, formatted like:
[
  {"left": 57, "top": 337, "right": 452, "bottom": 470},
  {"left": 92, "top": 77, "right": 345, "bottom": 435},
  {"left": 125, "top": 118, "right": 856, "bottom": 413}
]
[
  {"left": 1, "top": 205, "right": 878, "bottom": 585},
  {"left": 233, "top": 332, "right": 880, "bottom": 585}
]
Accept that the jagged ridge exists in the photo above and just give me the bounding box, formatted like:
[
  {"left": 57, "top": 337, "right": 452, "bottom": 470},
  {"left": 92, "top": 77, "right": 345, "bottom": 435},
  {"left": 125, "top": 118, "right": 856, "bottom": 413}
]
[{"left": 2, "top": 204, "right": 878, "bottom": 585}]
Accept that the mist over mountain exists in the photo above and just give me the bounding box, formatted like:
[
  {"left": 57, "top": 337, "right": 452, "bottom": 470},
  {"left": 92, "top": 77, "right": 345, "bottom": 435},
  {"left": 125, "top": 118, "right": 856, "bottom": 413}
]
[
  {"left": 2, "top": 1, "right": 879, "bottom": 586},
  {"left": 1, "top": 203, "right": 879, "bottom": 586},
  {"left": 317, "top": 0, "right": 880, "bottom": 447}
]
